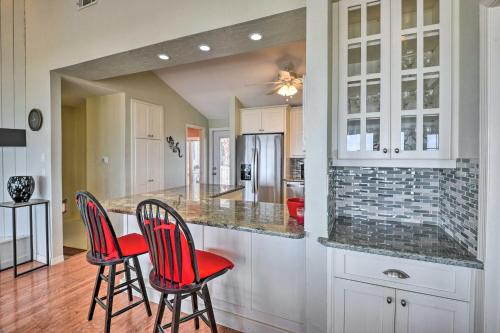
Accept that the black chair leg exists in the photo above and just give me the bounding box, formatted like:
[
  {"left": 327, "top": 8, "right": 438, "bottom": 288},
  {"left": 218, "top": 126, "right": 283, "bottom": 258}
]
[
  {"left": 171, "top": 294, "right": 182, "bottom": 333},
  {"left": 88, "top": 265, "right": 104, "bottom": 321},
  {"left": 104, "top": 264, "right": 116, "bottom": 333},
  {"left": 124, "top": 259, "right": 133, "bottom": 301},
  {"left": 133, "top": 256, "right": 152, "bottom": 316},
  {"left": 155, "top": 293, "right": 167, "bottom": 333},
  {"left": 192, "top": 292, "right": 200, "bottom": 329},
  {"left": 202, "top": 285, "right": 218, "bottom": 333}
]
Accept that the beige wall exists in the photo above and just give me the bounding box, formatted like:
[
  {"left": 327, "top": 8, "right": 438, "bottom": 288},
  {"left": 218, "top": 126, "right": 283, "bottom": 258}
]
[
  {"left": 209, "top": 118, "right": 230, "bottom": 128},
  {"left": 95, "top": 71, "right": 209, "bottom": 190},
  {"left": 86, "top": 93, "right": 127, "bottom": 200},
  {"left": 62, "top": 105, "right": 87, "bottom": 249}
]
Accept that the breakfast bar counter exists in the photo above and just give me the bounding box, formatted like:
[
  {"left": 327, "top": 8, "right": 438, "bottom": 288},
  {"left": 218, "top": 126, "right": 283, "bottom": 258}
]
[
  {"left": 102, "top": 184, "right": 307, "bottom": 333},
  {"left": 103, "top": 184, "right": 304, "bottom": 239}
]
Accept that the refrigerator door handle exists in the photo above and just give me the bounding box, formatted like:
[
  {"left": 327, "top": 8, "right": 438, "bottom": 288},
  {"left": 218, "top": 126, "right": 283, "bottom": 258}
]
[
  {"left": 255, "top": 148, "right": 259, "bottom": 193},
  {"left": 251, "top": 148, "right": 257, "bottom": 194}
]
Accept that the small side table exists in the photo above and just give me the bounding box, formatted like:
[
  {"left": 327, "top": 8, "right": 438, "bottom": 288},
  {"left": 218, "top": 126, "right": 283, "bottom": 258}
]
[{"left": 0, "top": 199, "right": 49, "bottom": 277}]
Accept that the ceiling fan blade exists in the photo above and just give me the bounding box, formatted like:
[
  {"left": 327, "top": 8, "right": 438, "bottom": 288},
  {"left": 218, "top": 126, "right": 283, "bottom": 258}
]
[
  {"left": 245, "top": 82, "right": 281, "bottom": 87},
  {"left": 266, "top": 85, "right": 283, "bottom": 95}
]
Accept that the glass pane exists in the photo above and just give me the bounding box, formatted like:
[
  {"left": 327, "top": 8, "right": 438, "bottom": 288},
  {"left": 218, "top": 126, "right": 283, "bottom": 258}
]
[
  {"left": 367, "top": 40, "right": 381, "bottom": 74},
  {"left": 402, "top": 74, "right": 417, "bottom": 110},
  {"left": 424, "top": 30, "right": 440, "bottom": 67},
  {"left": 347, "top": 119, "right": 361, "bottom": 152},
  {"left": 423, "top": 72, "right": 440, "bottom": 109},
  {"left": 424, "top": 0, "right": 440, "bottom": 26},
  {"left": 219, "top": 137, "right": 231, "bottom": 185},
  {"left": 348, "top": 81, "right": 361, "bottom": 114},
  {"left": 367, "top": 1, "right": 381, "bottom": 36},
  {"left": 423, "top": 115, "right": 439, "bottom": 151},
  {"left": 366, "top": 79, "right": 380, "bottom": 113},
  {"left": 366, "top": 118, "right": 380, "bottom": 151},
  {"left": 348, "top": 5, "right": 361, "bottom": 39},
  {"left": 402, "top": 34, "right": 417, "bottom": 70},
  {"left": 348, "top": 43, "right": 361, "bottom": 76},
  {"left": 401, "top": 116, "right": 417, "bottom": 151},
  {"left": 402, "top": 0, "right": 417, "bottom": 29}
]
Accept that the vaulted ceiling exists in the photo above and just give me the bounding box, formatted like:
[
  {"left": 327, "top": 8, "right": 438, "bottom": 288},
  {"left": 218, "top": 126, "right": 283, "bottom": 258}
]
[{"left": 154, "top": 40, "right": 306, "bottom": 120}]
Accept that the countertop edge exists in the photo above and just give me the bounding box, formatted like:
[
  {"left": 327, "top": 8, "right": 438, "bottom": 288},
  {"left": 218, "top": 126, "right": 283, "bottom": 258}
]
[
  {"left": 108, "top": 208, "right": 305, "bottom": 239},
  {"left": 318, "top": 237, "right": 484, "bottom": 270},
  {"left": 208, "top": 185, "right": 245, "bottom": 198}
]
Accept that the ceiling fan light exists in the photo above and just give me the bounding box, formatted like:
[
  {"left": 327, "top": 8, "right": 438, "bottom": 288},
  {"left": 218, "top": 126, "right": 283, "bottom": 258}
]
[
  {"left": 288, "top": 85, "right": 298, "bottom": 96},
  {"left": 277, "top": 85, "right": 290, "bottom": 97}
]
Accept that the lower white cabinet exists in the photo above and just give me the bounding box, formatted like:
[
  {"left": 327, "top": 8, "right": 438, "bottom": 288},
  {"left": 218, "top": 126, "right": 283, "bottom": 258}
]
[
  {"left": 329, "top": 249, "right": 475, "bottom": 333},
  {"left": 334, "top": 279, "right": 395, "bottom": 333},
  {"left": 334, "top": 279, "right": 469, "bottom": 333}
]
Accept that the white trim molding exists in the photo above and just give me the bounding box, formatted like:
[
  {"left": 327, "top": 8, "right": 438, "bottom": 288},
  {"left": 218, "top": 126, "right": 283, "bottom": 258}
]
[{"left": 480, "top": 0, "right": 500, "bottom": 7}]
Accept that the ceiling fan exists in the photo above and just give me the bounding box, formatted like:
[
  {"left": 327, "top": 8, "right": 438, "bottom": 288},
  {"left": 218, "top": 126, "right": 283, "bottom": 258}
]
[{"left": 250, "top": 66, "right": 304, "bottom": 100}]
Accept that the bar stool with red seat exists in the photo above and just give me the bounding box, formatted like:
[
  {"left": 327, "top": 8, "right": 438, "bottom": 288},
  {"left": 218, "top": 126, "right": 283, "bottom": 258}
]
[
  {"left": 76, "top": 191, "right": 152, "bottom": 333},
  {"left": 136, "top": 199, "right": 234, "bottom": 333}
]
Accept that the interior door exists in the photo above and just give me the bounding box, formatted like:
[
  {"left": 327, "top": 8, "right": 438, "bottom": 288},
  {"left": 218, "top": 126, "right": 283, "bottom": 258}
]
[
  {"left": 148, "top": 140, "right": 164, "bottom": 191},
  {"left": 334, "top": 279, "right": 395, "bottom": 333},
  {"left": 395, "top": 290, "right": 469, "bottom": 333},
  {"left": 134, "top": 138, "right": 149, "bottom": 193},
  {"left": 212, "top": 130, "right": 231, "bottom": 185}
]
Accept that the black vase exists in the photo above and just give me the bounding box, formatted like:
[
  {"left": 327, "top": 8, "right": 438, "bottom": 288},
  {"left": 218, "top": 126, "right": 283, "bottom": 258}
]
[{"left": 7, "top": 176, "right": 35, "bottom": 203}]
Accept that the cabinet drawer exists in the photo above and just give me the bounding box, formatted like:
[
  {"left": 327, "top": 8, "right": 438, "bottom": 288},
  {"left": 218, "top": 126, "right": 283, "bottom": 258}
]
[{"left": 333, "top": 250, "right": 472, "bottom": 301}]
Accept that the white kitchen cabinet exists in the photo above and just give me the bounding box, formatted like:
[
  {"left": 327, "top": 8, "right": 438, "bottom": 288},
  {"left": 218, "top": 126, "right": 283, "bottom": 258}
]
[
  {"left": 134, "top": 138, "right": 164, "bottom": 193},
  {"left": 337, "top": 0, "right": 453, "bottom": 163},
  {"left": 395, "top": 290, "right": 469, "bottom": 333},
  {"left": 334, "top": 279, "right": 395, "bottom": 333},
  {"left": 290, "top": 107, "right": 305, "bottom": 157},
  {"left": 329, "top": 249, "right": 475, "bottom": 333},
  {"left": 240, "top": 106, "right": 287, "bottom": 134},
  {"left": 132, "top": 99, "right": 163, "bottom": 140},
  {"left": 132, "top": 99, "right": 164, "bottom": 194}
]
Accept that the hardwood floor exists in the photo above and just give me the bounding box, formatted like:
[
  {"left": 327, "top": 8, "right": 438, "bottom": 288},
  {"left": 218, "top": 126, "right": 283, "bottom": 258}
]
[{"left": 0, "top": 253, "right": 241, "bottom": 333}]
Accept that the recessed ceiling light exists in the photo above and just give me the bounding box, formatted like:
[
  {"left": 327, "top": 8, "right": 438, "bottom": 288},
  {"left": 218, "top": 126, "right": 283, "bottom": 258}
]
[
  {"left": 249, "top": 32, "right": 263, "bottom": 41},
  {"left": 157, "top": 53, "right": 170, "bottom": 60},
  {"left": 198, "top": 44, "right": 211, "bottom": 52}
]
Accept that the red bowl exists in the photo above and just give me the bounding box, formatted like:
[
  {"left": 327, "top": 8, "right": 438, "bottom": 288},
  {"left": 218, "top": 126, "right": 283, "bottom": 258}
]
[{"left": 287, "top": 197, "right": 305, "bottom": 224}]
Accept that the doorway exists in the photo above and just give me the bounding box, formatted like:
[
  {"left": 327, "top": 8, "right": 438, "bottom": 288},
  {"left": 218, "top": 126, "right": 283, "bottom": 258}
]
[
  {"left": 211, "top": 129, "right": 231, "bottom": 185},
  {"left": 186, "top": 125, "right": 204, "bottom": 186}
]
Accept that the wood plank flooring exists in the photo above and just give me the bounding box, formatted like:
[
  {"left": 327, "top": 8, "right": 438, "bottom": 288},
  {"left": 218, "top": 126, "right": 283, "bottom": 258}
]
[{"left": 0, "top": 253, "right": 241, "bottom": 333}]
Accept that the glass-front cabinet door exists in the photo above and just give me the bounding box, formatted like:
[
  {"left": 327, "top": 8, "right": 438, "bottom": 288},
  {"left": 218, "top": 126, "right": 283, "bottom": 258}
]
[
  {"left": 390, "top": 0, "right": 451, "bottom": 159},
  {"left": 339, "top": 0, "right": 391, "bottom": 159}
]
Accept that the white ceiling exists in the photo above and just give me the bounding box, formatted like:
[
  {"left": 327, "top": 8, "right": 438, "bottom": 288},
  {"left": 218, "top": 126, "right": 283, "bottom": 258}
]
[{"left": 154, "top": 40, "right": 306, "bottom": 120}]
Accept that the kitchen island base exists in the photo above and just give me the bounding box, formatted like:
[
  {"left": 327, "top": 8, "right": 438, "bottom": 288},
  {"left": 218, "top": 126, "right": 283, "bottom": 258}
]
[{"left": 123, "top": 215, "right": 306, "bottom": 333}]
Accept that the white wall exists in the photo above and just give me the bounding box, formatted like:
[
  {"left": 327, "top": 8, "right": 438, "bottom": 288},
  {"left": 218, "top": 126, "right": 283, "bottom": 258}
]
[{"left": 0, "top": 0, "right": 32, "bottom": 262}]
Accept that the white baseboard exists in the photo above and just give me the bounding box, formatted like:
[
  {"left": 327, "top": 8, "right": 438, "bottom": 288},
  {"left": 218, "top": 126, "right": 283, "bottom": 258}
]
[{"left": 50, "top": 255, "right": 65, "bottom": 265}]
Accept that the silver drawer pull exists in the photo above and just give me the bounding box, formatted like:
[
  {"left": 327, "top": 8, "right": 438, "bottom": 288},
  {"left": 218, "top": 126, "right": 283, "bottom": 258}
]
[{"left": 383, "top": 269, "right": 410, "bottom": 279}]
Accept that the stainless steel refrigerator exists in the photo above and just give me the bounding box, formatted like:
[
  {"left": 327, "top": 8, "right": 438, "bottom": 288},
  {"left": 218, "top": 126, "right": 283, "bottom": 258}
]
[{"left": 236, "top": 134, "right": 283, "bottom": 203}]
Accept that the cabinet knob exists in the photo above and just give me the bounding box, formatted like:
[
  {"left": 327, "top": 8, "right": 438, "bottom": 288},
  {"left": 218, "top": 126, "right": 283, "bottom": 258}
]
[
  {"left": 383, "top": 148, "right": 388, "bottom": 154},
  {"left": 386, "top": 297, "right": 392, "bottom": 304},
  {"left": 401, "top": 299, "right": 407, "bottom": 307},
  {"left": 394, "top": 148, "right": 400, "bottom": 154}
]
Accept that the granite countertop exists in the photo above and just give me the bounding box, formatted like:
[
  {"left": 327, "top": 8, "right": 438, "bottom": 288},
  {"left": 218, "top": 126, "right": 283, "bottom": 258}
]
[
  {"left": 103, "top": 184, "right": 305, "bottom": 239},
  {"left": 318, "top": 217, "right": 483, "bottom": 269}
]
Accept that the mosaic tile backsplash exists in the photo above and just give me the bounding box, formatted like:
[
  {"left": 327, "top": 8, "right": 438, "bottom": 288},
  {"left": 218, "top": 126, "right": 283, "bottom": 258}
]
[{"left": 329, "top": 158, "right": 479, "bottom": 255}]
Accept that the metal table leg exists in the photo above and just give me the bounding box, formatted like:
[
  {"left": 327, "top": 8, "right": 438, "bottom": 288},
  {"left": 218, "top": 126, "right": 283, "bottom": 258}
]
[{"left": 12, "top": 207, "right": 17, "bottom": 278}]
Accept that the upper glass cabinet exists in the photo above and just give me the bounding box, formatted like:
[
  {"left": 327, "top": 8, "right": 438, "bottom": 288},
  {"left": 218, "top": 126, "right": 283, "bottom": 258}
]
[
  {"left": 391, "top": 0, "right": 451, "bottom": 160},
  {"left": 339, "top": 0, "right": 390, "bottom": 159},
  {"left": 337, "top": 0, "right": 452, "bottom": 163}
]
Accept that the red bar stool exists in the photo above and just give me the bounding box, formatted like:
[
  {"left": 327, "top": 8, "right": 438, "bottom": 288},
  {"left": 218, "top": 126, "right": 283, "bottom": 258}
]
[
  {"left": 136, "top": 199, "right": 234, "bottom": 333},
  {"left": 76, "top": 191, "right": 152, "bottom": 333}
]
